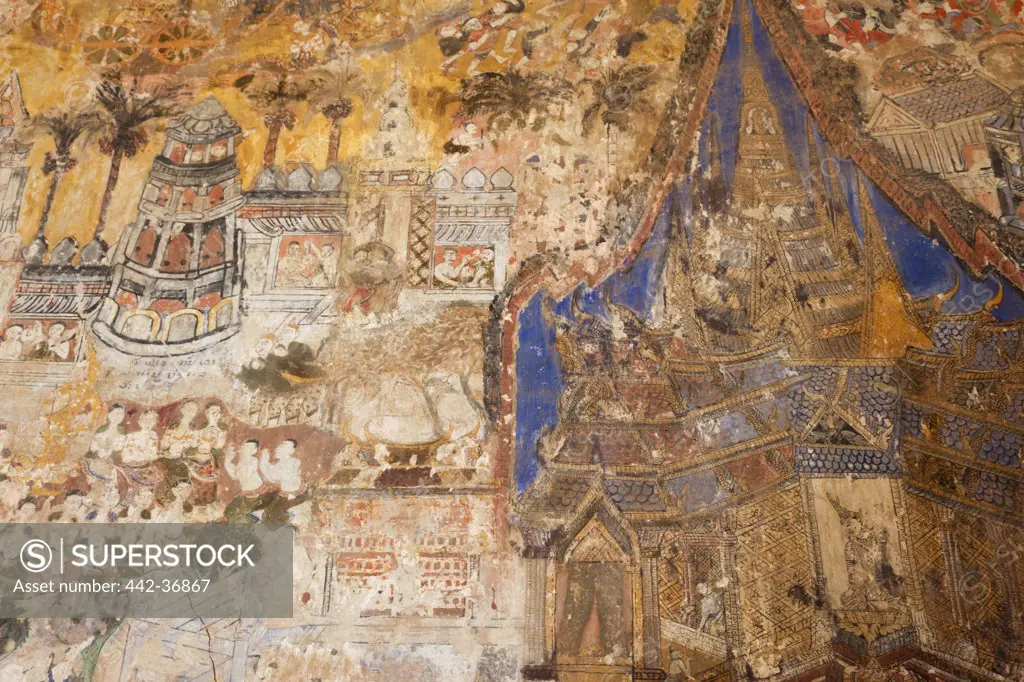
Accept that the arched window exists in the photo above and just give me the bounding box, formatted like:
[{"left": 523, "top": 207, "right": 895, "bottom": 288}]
[
  {"left": 157, "top": 185, "right": 171, "bottom": 207},
  {"left": 210, "top": 140, "right": 228, "bottom": 161},
  {"left": 130, "top": 222, "right": 159, "bottom": 267},
  {"left": 211, "top": 298, "right": 234, "bottom": 329},
  {"left": 122, "top": 313, "right": 157, "bottom": 340},
  {"left": 161, "top": 227, "right": 192, "bottom": 273},
  {"left": 181, "top": 188, "right": 198, "bottom": 212},
  {"left": 169, "top": 143, "right": 187, "bottom": 164},
  {"left": 199, "top": 221, "right": 225, "bottom": 268},
  {"left": 166, "top": 311, "right": 202, "bottom": 342},
  {"left": 556, "top": 521, "right": 632, "bottom": 664},
  {"left": 208, "top": 185, "right": 224, "bottom": 206},
  {"left": 187, "top": 144, "right": 206, "bottom": 164}
]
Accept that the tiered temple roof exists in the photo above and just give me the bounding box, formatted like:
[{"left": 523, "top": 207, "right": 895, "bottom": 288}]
[
  {"left": 891, "top": 73, "right": 1008, "bottom": 126},
  {"left": 513, "top": 1, "right": 1024, "bottom": 678},
  {"left": 165, "top": 96, "right": 242, "bottom": 145},
  {"left": 674, "top": 8, "right": 924, "bottom": 360},
  {"left": 92, "top": 96, "right": 246, "bottom": 356}
]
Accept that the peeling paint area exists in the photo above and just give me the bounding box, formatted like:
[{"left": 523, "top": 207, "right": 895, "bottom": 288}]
[{"left": 0, "top": 0, "right": 1023, "bottom": 680}]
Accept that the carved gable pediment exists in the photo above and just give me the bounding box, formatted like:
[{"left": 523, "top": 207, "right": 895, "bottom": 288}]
[
  {"left": 867, "top": 100, "right": 924, "bottom": 134},
  {"left": 567, "top": 518, "right": 628, "bottom": 563}
]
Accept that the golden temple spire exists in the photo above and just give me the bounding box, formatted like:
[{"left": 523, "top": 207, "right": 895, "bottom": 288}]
[
  {"left": 662, "top": 191, "right": 710, "bottom": 349},
  {"left": 730, "top": 4, "right": 807, "bottom": 213},
  {"left": 806, "top": 119, "right": 829, "bottom": 217},
  {"left": 704, "top": 115, "right": 728, "bottom": 215},
  {"left": 672, "top": 1, "right": 890, "bottom": 360},
  {"left": 805, "top": 119, "right": 859, "bottom": 268},
  {"left": 857, "top": 172, "right": 933, "bottom": 358}
]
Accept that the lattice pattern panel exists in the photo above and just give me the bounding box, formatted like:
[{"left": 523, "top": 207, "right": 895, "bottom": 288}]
[
  {"left": 905, "top": 491, "right": 963, "bottom": 648},
  {"left": 734, "top": 488, "right": 814, "bottom": 658},
  {"left": 659, "top": 538, "right": 723, "bottom": 628},
  {"left": 955, "top": 515, "right": 1012, "bottom": 665},
  {"left": 407, "top": 197, "right": 435, "bottom": 288},
  {"left": 659, "top": 558, "right": 687, "bottom": 620}
]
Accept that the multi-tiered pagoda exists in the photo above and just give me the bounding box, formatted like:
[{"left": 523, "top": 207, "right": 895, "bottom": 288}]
[
  {"left": 93, "top": 97, "right": 245, "bottom": 355},
  {"left": 512, "top": 2, "right": 1024, "bottom": 679}
]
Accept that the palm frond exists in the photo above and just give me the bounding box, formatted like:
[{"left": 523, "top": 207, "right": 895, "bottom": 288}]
[
  {"left": 602, "top": 110, "right": 631, "bottom": 132},
  {"left": 309, "top": 64, "right": 371, "bottom": 113},
  {"left": 613, "top": 64, "right": 657, "bottom": 89},
  {"left": 94, "top": 77, "right": 187, "bottom": 157},
  {"left": 456, "top": 69, "right": 571, "bottom": 132},
  {"left": 33, "top": 109, "right": 103, "bottom": 156},
  {"left": 581, "top": 102, "right": 603, "bottom": 137},
  {"left": 246, "top": 73, "right": 320, "bottom": 110},
  {"left": 579, "top": 62, "right": 659, "bottom": 139},
  {"left": 430, "top": 86, "right": 460, "bottom": 116}
]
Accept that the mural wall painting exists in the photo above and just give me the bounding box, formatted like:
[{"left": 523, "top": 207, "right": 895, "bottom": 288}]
[{"left": 0, "top": 0, "right": 1022, "bottom": 679}]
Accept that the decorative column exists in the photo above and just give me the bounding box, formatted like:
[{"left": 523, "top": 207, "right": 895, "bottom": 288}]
[
  {"left": 990, "top": 523, "right": 1022, "bottom": 642},
  {"left": 721, "top": 509, "right": 746, "bottom": 681},
  {"left": 800, "top": 478, "right": 833, "bottom": 650},
  {"left": 892, "top": 481, "right": 935, "bottom": 646},
  {"left": 636, "top": 528, "right": 667, "bottom": 681},
  {"left": 938, "top": 506, "right": 969, "bottom": 630},
  {"left": 521, "top": 527, "right": 556, "bottom": 681}
]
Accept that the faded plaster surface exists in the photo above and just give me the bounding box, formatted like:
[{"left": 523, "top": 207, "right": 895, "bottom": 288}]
[{"left": 0, "top": 0, "right": 1023, "bottom": 680}]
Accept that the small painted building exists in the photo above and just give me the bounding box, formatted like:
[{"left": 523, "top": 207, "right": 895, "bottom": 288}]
[
  {"left": 984, "top": 87, "right": 1024, "bottom": 224},
  {"left": 238, "top": 163, "right": 349, "bottom": 319},
  {"left": 93, "top": 96, "right": 246, "bottom": 355},
  {"left": 407, "top": 166, "right": 516, "bottom": 300},
  {"left": 867, "top": 73, "right": 1009, "bottom": 178},
  {"left": 0, "top": 262, "right": 110, "bottom": 386}
]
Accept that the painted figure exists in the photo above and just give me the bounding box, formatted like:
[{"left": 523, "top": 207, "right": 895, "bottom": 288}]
[
  {"left": 0, "top": 326, "right": 23, "bottom": 360},
  {"left": 116, "top": 409, "right": 163, "bottom": 499},
  {"left": 260, "top": 439, "right": 308, "bottom": 523},
  {"left": 224, "top": 439, "right": 275, "bottom": 521}
]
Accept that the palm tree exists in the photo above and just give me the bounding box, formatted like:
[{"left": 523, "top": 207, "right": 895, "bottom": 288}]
[
  {"left": 244, "top": 72, "right": 321, "bottom": 168},
  {"left": 310, "top": 65, "right": 368, "bottom": 166},
  {"left": 453, "top": 69, "right": 572, "bottom": 133},
  {"left": 93, "top": 76, "right": 186, "bottom": 240},
  {"left": 321, "top": 100, "right": 351, "bottom": 164},
  {"left": 581, "top": 64, "right": 657, "bottom": 169},
  {"left": 25, "top": 108, "right": 102, "bottom": 260}
]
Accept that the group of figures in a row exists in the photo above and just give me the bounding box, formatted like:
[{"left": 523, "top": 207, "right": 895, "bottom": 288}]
[
  {"left": 0, "top": 321, "right": 77, "bottom": 362},
  {"left": 0, "top": 400, "right": 310, "bottom": 527}
]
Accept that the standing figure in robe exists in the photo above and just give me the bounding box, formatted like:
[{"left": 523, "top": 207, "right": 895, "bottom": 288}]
[
  {"left": 189, "top": 402, "right": 227, "bottom": 505},
  {"left": 260, "top": 439, "right": 308, "bottom": 523},
  {"left": 116, "top": 410, "right": 164, "bottom": 502},
  {"left": 159, "top": 401, "right": 200, "bottom": 501},
  {"left": 84, "top": 404, "right": 128, "bottom": 484}
]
